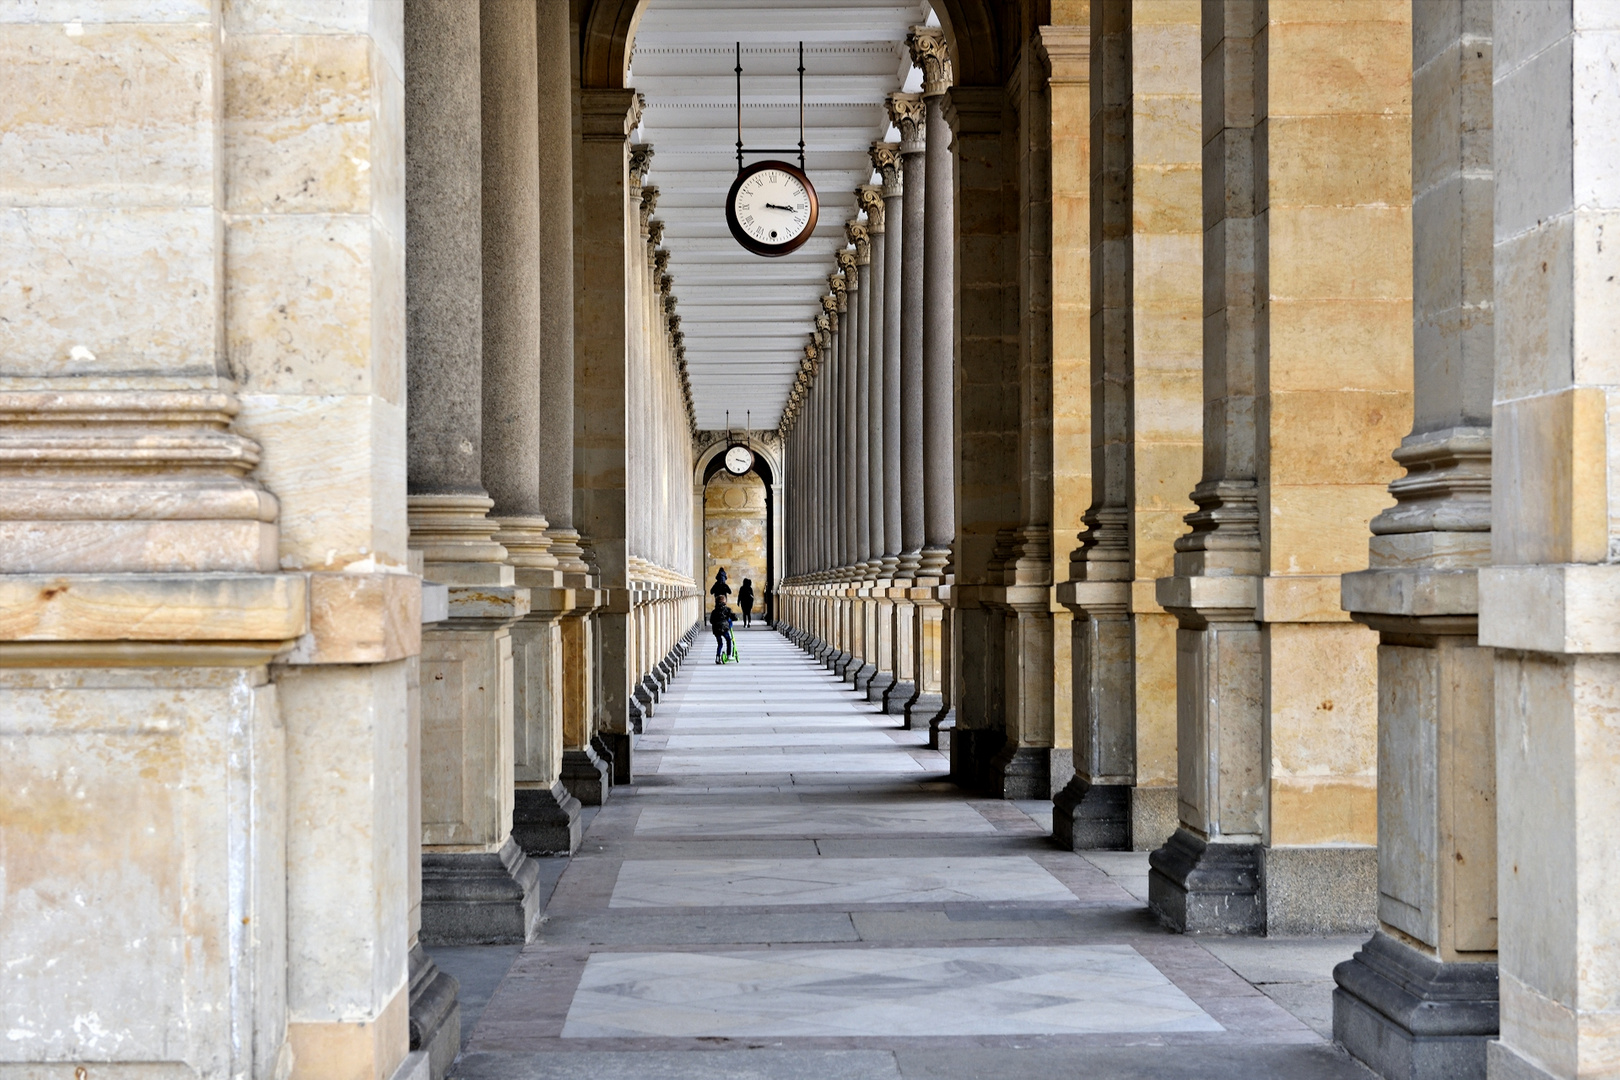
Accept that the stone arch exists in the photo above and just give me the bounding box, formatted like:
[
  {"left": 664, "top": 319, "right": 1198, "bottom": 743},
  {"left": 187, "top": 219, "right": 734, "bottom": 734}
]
[{"left": 578, "top": 0, "right": 1018, "bottom": 90}]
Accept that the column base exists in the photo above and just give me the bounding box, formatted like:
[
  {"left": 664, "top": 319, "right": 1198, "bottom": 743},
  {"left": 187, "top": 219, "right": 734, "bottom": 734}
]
[
  {"left": 1148, "top": 828, "right": 1263, "bottom": 934},
  {"left": 985, "top": 742, "right": 1050, "bottom": 799},
  {"left": 1052, "top": 778, "right": 1130, "bottom": 850},
  {"left": 830, "top": 650, "right": 854, "bottom": 676},
  {"left": 851, "top": 661, "right": 877, "bottom": 690},
  {"left": 903, "top": 691, "right": 942, "bottom": 731},
  {"left": 928, "top": 706, "right": 954, "bottom": 752},
  {"left": 950, "top": 728, "right": 1003, "bottom": 789},
  {"left": 641, "top": 673, "right": 661, "bottom": 705},
  {"left": 420, "top": 837, "right": 543, "bottom": 945},
  {"left": 865, "top": 671, "right": 896, "bottom": 702},
  {"left": 1262, "top": 845, "right": 1377, "bottom": 934},
  {"left": 1049, "top": 748, "right": 1074, "bottom": 797},
  {"left": 512, "top": 781, "right": 583, "bottom": 855},
  {"left": 1333, "top": 931, "right": 1497, "bottom": 1080},
  {"left": 560, "top": 745, "right": 610, "bottom": 806},
  {"left": 881, "top": 680, "right": 916, "bottom": 715},
  {"left": 407, "top": 944, "right": 460, "bottom": 1080},
  {"left": 599, "top": 730, "right": 633, "bottom": 785}
]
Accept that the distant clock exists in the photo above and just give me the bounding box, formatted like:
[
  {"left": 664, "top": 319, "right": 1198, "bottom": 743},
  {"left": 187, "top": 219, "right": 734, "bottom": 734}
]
[
  {"left": 725, "top": 159, "right": 818, "bottom": 258},
  {"left": 724, "top": 445, "right": 754, "bottom": 475}
]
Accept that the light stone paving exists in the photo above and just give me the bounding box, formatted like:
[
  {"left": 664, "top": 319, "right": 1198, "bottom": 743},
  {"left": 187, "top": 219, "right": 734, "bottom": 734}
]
[
  {"left": 609, "top": 856, "right": 1075, "bottom": 908},
  {"left": 561, "top": 945, "right": 1223, "bottom": 1037},
  {"left": 447, "top": 629, "right": 1375, "bottom": 1079}
]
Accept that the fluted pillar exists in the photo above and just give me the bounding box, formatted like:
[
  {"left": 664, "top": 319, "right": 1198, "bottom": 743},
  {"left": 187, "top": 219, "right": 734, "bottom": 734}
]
[
  {"left": 1332, "top": 4, "right": 1498, "bottom": 1076},
  {"left": 861, "top": 181, "right": 898, "bottom": 700},
  {"left": 1053, "top": 9, "right": 1195, "bottom": 851},
  {"left": 407, "top": 0, "right": 542, "bottom": 945},
  {"left": 907, "top": 26, "right": 957, "bottom": 742},
  {"left": 1152, "top": 2, "right": 1408, "bottom": 936},
  {"left": 479, "top": 0, "right": 581, "bottom": 857},
  {"left": 886, "top": 93, "right": 926, "bottom": 715},
  {"left": 576, "top": 86, "right": 644, "bottom": 783}
]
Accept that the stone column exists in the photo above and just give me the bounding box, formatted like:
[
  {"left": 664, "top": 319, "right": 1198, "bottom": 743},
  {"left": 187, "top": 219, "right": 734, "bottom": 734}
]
[
  {"left": 860, "top": 182, "right": 897, "bottom": 700},
  {"left": 1332, "top": 4, "right": 1498, "bottom": 1076},
  {"left": 479, "top": 0, "right": 581, "bottom": 859},
  {"left": 1477, "top": 4, "right": 1620, "bottom": 1078},
  {"left": 885, "top": 93, "right": 927, "bottom": 714},
  {"left": 535, "top": 0, "right": 607, "bottom": 809},
  {"left": 1152, "top": 1, "right": 1409, "bottom": 935},
  {"left": 406, "top": 0, "right": 541, "bottom": 947},
  {"left": 850, "top": 223, "right": 879, "bottom": 688},
  {"left": 1054, "top": 7, "right": 1197, "bottom": 852},
  {"left": 576, "top": 87, "right": 644, "bottom": 782}
]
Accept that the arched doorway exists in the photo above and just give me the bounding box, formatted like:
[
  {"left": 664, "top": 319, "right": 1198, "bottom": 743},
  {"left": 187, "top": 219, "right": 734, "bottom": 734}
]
[{"left": 701, "top": 450, "right": 776, "bottom": 622}]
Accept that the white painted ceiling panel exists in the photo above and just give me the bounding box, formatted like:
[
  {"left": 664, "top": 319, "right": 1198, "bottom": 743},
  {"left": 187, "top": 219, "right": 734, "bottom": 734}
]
[{"left": 631, "top": 0, "right": 926, "bottom": 429}]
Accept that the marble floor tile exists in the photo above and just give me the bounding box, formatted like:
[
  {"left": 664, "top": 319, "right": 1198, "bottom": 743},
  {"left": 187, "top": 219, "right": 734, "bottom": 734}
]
[
  {"left": 633, "top": 803, "right": 998, "bottom": 837},
  {"left": 661, "top": 732, "right": 898, "bottom": 748},
  {"left": 651, "top": 753, "right": 928, "bottom": 774},
  {"left": 609, "top": 856, "right": 1077, "bottom": 908},
  {"left": 560, "top": 945, "right": 1223, "bottom": 1038}
]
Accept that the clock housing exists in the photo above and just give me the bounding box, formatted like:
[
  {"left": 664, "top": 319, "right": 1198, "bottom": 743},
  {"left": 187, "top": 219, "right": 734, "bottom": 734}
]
[
  {"left": 725, "top": 159, "right": 818, "bottom": 258},
  {"left": 724, "top": 445, "right": 754, "bottom": 475}
]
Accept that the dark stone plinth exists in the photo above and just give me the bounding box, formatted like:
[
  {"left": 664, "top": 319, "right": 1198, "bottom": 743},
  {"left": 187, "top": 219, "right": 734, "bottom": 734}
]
[
  {"left": 1333, "top": 931, "right": 1497, "bottom": 1080},
  {"left": 929, "top": 707, "right": 954, "bottom": 753},
  {"left": 1148, "top": 827, "right": 1263, "bottom": 934},
  {"left": 561, "top": 744, "right": 610, "bottom": 806},
  {"left": 865, "top": 670, "right": 896, "bottom": 702},
  {"left": 408, "top": 944, "right": 460, "bottom": 1080},
  {"left": 511, "top": 780, "right": 582, "bottom": 855},
  {"left": 421, "top": 837, "right": 542, "bottom": 945},
  {"left": 949, "top": 728, "right": 1004, "bottom": 790},
  {"left": 600, "top": 730, "right": 632, "bottom": 785},
  {"left": 851, "top": 661, "right": 876, "bottom": 689},
  {"left": 1052, "top": 777, "right": 1130, "bottom": 850},
  {"left": 882, "top": 679, "right": 915, "bottom": 715},
  {"left": 985, "top": 743, "right": 1050, "bottom": 799},
  {"left": 904, "top": 691, "right": 941, "bottom": 732},
  {"left": 641, "top": 673, "right": 661, "bottom": 704}
]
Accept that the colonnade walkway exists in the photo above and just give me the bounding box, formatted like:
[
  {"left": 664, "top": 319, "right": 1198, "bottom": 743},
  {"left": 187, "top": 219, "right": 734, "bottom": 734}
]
[{"left": 442, "top": 629, "right": 1374, "bottom": 1079}]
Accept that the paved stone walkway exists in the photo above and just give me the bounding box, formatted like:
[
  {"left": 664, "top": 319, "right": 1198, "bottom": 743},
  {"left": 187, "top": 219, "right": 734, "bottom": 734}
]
[{"left": 442, "top": 627, "right": 1373, "bottom": 1079}]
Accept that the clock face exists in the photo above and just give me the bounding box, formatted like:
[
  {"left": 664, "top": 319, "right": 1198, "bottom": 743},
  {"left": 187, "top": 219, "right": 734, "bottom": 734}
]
[
  {"left": 724, "top": 445, "right": 754, "bottom": 475},
  {"left": 725, "top": 160, "right": 818, "bottom": 257}
]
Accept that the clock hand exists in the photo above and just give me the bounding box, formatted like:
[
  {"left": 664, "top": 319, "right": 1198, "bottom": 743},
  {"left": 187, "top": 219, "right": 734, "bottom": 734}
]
[{"left": 763, "top": 202, "right": 798, "bottom": 212}]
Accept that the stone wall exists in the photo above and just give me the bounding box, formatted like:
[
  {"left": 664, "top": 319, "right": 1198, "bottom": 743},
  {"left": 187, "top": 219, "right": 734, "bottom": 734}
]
[{"left": 704, "top": 470, "right": 768, "bottom": 594}]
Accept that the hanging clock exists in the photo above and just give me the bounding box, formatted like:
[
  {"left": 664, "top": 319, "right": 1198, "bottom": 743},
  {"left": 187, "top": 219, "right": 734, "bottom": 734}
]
[
  {"left": 725, "top": 160, "right": 818, "bottom": 258},
  {"left": 724, "top": 444, "right": 755, "bottom": 475}
]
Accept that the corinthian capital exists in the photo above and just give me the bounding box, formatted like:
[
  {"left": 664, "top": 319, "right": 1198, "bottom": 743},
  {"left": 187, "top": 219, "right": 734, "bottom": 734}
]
[
  {"left": 654, "top": 248, "right": 671, "bottom": 276},
  {"left": 886, "top": 92, "right": 925, "bottom": 149},
  {"left": 906, "top": 26, "right": 953, "bottom": 97},
  {"left": 857, "top": 185, "right": 885, "bottom": 232},
  {"left": 834, "top": 254, "right": 856, "bottom": 293},
  {"left": 846, "top": 221, "right": 870, "bottom": 265},
  {"left": 628, "top": 142, "right": 654, "bottom": 192},
  {"left": 647, "top": 219, "right": 665, "bottom": 247},
  {"left": 870, "top": 141, "right": 903, "bottom": 197}
]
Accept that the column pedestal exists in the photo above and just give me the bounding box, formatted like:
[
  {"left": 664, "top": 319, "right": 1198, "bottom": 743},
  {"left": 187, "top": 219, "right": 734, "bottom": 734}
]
[
  {"left": 1333, "top": 932, "right": 1498, "bottom": 1080},
  {"left": 420, "top": 836, "right": 543, "bottom": 945},
  {"left": 1147, "top": 828, "right": 1264, "bottom": 935}
]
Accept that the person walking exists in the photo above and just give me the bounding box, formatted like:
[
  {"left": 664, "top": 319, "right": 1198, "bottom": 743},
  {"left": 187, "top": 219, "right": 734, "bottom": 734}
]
[
  {"left": 709, "top": 598, "right": 735, "bottom": 664},
  {"left": 738, "top": 578, "right": 755, "bottom": 628},
  {"left": 710, "top": 568, "right": 731, "bottom": 606}
]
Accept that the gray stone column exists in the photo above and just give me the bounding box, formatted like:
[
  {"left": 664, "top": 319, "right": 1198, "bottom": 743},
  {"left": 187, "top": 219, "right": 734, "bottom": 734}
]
[
  {"left": 860, "top": 182, "right": 897, "bottom": 700},
  {"left": 406, "top": 0, "right": 542, "bottom": 945},
  {"left": 478, "top": 0, "right": 581, "bottom": 857},
  {"left": 885, "top": 92, "right": 926, "bottom": 714},
  {"left": 576, "top": 87, "right": 644, "bottom": 783},
  {"left": 908, "top": 27, "right": 957, "bottom": 740},
  {"left": 851, "top": 224, "right": 878, "bottom": 686},
  {"left": 1333, "top": 5, "right": 1499, "bottom": 1075}
]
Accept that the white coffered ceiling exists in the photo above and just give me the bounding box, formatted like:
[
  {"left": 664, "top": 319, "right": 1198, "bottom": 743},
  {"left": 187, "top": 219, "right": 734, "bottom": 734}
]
[{"left": 630, "top": 0, "right": 929, "bottom": 430}]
